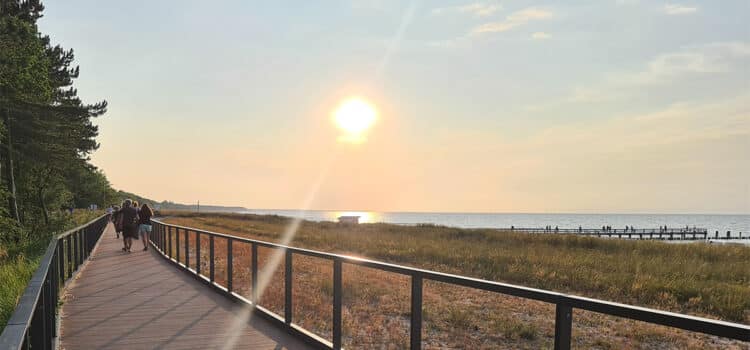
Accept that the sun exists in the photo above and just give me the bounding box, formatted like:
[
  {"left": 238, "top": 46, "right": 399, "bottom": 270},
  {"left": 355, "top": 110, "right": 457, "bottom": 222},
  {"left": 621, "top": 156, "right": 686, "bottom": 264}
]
[{"left": 333, "top": 97, "right": 377, "bottom": 142}]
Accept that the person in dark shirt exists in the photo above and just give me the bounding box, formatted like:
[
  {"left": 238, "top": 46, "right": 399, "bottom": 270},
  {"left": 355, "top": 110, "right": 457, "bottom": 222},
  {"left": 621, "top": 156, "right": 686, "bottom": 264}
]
[
  {"left": 138, "top": 203, "right": 153, "bottom": 251},
  {"left": 120, "top": 199, "right": 139, "bottom": 252},
  {"left": 113, "top": 205, "right": 122, "bottom": 239}
]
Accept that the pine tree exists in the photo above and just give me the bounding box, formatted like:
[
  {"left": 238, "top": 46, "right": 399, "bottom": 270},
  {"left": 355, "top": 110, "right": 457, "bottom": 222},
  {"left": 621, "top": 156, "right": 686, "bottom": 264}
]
[{"left": 1, "top": 0, "right": 109, "bottom": 234}]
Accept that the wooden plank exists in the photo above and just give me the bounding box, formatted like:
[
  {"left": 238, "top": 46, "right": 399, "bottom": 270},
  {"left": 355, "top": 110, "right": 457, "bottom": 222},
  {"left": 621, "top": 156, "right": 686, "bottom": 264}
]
[{"left": 60, "top": 223, "right": 311, "bottom": 350}]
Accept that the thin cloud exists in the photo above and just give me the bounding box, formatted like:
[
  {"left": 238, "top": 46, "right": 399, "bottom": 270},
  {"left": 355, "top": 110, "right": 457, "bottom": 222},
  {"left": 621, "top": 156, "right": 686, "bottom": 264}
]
[
  {"left": 532, "top": 32, "right": 551, "bottom": 40},
  {"left": 526, "top": 42, "right": 750, "bottom": 110},
  {"left": 664, "top": 4, "right": 698, "bottom": 15},
  {"left": 620, "top": 41, "right": 750, "bottom": 85},
  {"left": 432, "top": 2, "right": 502, "bottom": 18},
  {"left": 472, "top": 7, "right": 553, "bottom": 34}
]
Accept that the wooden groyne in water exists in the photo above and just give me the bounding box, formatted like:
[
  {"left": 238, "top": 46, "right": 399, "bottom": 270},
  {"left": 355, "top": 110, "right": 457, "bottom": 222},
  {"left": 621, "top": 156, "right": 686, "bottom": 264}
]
[{"left": 507, "top": 227, "right": 746, "bottom": 241}]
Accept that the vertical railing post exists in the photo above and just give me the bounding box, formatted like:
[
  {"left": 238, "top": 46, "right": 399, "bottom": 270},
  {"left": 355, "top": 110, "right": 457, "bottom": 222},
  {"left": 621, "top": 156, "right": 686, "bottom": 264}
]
[
  {"left": 209, "top": 235, "right": 215, "bottom": 283},
  {"left": 285, "top": 250, "right": 293, "bottom": 324},
  {"left": 66, "top": 236, "right": 73, "bottom": 278},
  {"left": 30, "top": 279, "right": 45, "bottom": 350},
  {"left": 175, "top": 227, "right": 181, "bottom": 264},
  {"left": 51, "top": 251, "right": 59, "bottom": 338},
  {"left": 251, "top": 243, "right": 258, "bottom": 304},
  {"left": 184, "top": 229, "right": 190, "bottom": 269},
  {"left": 410, "top": 275, "right": 423, "bottom": 350},
  {"left": 333, "top": 259, "right": 342, "bottom": 350},
  {"left": 78, "top": 229, "right": 84, "bottom": 266},
  {"left": 57, "top": 241, "right": 64, "bottom": 286},
  {"left": 161, "top": 224, "right": 165, "bottom": 252},
  {"left": 162, "top": 224, "right": 166, "bottom": 251},
  {"left": 45, "top": 274, "right": 53, "bottom": 349},
  {"left": 152, "top": 223, "right": 155, "bottom": 249},
  {"left": 82, "top": 227, "right": 88, "bottom": 260},
  {"left": 196, "top": 231, "right": 201, "bottom": 275},
  {"left": 554, "top": 304, "right": 572, "bottom": 350},
  {"left": 167, "top": 226, "right": 172, "bottom": 258},
  {"left": 227, "top": 239, "right": 233, "bottom": 292},
  {"left": 72, "top": 231, "right": 78, "bottom": 269},
  {"left": 87, "top": 225, "right": 92, "bottom": 257}
]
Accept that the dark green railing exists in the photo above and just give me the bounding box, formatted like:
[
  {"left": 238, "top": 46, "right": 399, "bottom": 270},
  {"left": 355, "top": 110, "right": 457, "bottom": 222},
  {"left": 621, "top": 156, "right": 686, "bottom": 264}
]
[{"left": 149, "top": 219, "right": 749, "bottom": 350}]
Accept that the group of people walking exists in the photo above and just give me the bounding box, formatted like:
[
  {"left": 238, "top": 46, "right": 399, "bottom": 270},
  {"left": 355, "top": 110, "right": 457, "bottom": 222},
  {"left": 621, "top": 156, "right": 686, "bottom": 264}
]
[{"left": 109, "top": 199, "right": 153, "bottom": 252}]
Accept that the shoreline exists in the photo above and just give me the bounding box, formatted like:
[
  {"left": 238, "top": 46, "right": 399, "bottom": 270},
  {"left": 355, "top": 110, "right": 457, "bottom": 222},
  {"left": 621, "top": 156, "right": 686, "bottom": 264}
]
[{"left": 230, "top": 209, "right": 750, "bottom": 236}]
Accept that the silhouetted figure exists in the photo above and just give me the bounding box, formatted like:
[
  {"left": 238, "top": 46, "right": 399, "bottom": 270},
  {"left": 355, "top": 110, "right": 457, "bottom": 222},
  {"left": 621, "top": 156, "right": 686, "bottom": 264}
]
[{"left": 119, "top": 199, "right": 139, "bottom": 253}]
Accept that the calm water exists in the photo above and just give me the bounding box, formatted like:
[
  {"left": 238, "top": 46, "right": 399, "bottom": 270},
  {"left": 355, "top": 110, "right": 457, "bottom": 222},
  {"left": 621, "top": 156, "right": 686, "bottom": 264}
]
[{"left": 238, "top": 209, "right": 749, "bottom": 237}]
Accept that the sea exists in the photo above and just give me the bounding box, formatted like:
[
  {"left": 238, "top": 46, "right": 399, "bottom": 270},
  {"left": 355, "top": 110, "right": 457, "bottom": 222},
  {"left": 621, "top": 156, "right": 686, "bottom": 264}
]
[{"left": 237, "top": 209, "right": 750, "bottom": 238}]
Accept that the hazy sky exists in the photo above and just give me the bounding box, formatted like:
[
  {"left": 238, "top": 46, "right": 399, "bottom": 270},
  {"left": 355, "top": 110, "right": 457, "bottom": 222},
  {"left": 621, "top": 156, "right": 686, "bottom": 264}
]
[{"left": 38, "top": 1, "right": 749, "bottom": 214}]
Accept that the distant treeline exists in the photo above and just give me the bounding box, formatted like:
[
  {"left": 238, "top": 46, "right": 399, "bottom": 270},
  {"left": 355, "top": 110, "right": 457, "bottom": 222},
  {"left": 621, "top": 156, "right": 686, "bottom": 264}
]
[{"left": 114, "top": 190, "right": 247, "bottom": 212}]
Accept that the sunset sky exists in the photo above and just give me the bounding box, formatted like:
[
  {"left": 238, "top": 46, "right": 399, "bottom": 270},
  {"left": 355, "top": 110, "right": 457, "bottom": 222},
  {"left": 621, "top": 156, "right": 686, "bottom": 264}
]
[{"left": 38, "top": 1, "right": 749, "bottom": 214}]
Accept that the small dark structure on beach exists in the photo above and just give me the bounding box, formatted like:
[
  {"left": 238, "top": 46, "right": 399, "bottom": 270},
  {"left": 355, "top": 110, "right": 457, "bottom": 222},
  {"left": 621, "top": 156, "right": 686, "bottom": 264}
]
[{"left": 338, "top": 215, "right": 360, "bottom": 224}]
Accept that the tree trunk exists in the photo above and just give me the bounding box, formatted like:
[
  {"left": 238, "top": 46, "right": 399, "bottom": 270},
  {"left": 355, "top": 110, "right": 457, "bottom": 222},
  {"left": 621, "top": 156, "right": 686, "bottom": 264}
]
[
  {"left": 3, "top": 108, "right": 21, "bottom": 225},
  {"left": 38, "top": 186, "right": 49, "bottom": 225}
]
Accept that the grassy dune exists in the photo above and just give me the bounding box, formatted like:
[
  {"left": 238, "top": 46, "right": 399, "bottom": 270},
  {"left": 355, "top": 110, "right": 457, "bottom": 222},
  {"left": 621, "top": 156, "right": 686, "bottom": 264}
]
[{"left": 162, "top": 211, "right": 749, "bottom": 349}]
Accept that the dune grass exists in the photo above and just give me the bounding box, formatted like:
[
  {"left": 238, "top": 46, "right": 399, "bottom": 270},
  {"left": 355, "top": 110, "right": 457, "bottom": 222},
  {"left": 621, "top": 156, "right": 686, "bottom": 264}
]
[
  {"left": 0, "top": 253, "right": 41, "bottom": 330},
  {"left": 0, "top": 210, "right": 103, "bottom": 330},
  {"left": 162, "top": 211, "right": 749, "bottom": 349}
]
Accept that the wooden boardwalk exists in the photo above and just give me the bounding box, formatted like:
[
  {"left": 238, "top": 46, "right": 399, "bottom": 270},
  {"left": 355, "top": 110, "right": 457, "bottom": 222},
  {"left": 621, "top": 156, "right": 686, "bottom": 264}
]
[{"left": 59, "top": 223, "right": 311, "bottom": 350}]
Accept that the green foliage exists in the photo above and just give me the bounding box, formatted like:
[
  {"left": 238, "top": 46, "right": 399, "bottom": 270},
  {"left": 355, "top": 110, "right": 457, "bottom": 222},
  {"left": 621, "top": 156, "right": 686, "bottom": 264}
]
[
  {"left": 0, "top": 15, "right": 51, "bottom": 104},
  {"left": 0, "top": 0, "right": 110, "bottom": 228},
  {"left": 66, "top": 165, "right": 118, "bottom": 208},
  {"left": 0, "top": 210, "right": 101, "bottom": 329},
  {"left": 0, "top": 254, "right": 39, "bottom": 330},
  {"left": 0, "top": 0, "right": 116, "bottom": 333}
]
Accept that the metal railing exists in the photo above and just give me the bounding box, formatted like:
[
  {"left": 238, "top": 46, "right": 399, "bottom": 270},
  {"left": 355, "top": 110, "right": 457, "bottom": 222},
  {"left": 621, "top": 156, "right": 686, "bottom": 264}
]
[
  {"left": 0, "top": 214, "right": 109, "bottom": 350},
  {"left": 149, "top": 219, "right": 750, "bottom": 349}
]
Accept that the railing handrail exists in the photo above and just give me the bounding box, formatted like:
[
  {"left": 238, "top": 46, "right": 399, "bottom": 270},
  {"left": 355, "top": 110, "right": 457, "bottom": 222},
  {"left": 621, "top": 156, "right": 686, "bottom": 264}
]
[
  {"left": 150, "top": 218, "right": 750, "bottom": 348},
  {"left": 0, "top": 214, "right": 108, "bottom": 350},
  {"left": 1, "top": 236, "right": 59, "bottom": 346},
  {"left": 56, "top": 214, "right": 107, "bottom": 238}
]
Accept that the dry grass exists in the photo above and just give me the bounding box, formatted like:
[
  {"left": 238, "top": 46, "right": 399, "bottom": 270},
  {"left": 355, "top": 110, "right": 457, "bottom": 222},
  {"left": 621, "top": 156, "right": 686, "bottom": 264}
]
[{"left": 161, "top": 211, "right": 749, "bottom": 349}]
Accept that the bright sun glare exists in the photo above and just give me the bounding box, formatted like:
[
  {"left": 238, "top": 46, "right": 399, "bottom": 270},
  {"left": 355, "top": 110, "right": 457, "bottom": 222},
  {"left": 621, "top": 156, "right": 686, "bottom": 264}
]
[{"left": 333, "top": 98, "right": 377, "bottom": 142}]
